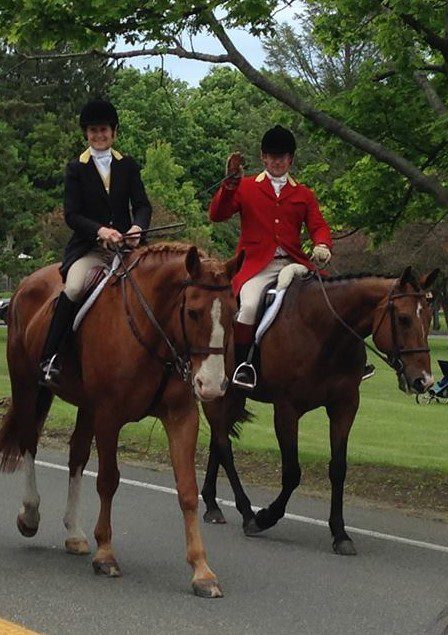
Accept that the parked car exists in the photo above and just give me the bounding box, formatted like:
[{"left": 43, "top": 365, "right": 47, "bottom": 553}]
[{"left": 0, "top": 298, "right": 10, "bottom": 324}]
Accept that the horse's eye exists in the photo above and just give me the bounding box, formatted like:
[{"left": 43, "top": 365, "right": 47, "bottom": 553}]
[
  {"left": 398, "top": 314, "right": 411, "bottom": 328},
  {"left": 188, "top": 309, "right": 199, "bottom": 321}
]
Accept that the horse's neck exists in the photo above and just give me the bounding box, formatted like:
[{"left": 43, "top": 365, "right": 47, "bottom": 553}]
[
  {"left": 133, "top": 262, "right": 182, "bottom": 328},
  {"left": 307, "top": 277, "right": 395, "bottom": 338}
]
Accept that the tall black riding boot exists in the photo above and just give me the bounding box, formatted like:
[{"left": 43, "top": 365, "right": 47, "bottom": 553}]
[
  {"left": 232, "top": 342, "right": 257, "bottom": 390},
  {"left": 39, "top": 292, "right": 77, "bottom": 386}
]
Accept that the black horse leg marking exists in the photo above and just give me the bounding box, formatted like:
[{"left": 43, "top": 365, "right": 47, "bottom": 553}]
[
  {"left": 202, "top": 440, "right": 226, "bottom": 524},
  {"left": 327, "top": 397, "right": 358, "bottom": 556},
  {"left": 246, "top": 401, "right": 300, "bottom": 535}
]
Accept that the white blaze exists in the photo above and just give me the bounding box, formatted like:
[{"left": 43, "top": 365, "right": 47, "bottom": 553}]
[
  {"left": 416, "top": 302, "right": 425, "bottom": 337},
  {"left": 194, "top": 298, "right": 226, "bottom": 399}
]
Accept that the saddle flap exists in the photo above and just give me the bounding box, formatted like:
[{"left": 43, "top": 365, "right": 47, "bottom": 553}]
[{"left": 83, "top": 265, "right": 109, "bottom": 297}]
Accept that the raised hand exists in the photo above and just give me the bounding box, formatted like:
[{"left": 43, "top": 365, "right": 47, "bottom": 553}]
[{"left": 224, "top": 152, "right": 244, "bottom": 190}]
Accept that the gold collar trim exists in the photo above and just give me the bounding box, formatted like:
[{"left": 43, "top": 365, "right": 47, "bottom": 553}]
[{"left": 79, "top": 148, "right": 123, "bottom": 163}]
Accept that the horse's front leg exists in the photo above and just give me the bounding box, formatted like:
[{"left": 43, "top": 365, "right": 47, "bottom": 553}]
[
  {"left": 63, "top": 408, "right": 93, "bottom": 555},
  {"left": 245, "top": 400, "right": 300, "bottom": 535},
  {"left": 163, "top": 403, "right": 223, "bottom": 598},
  {"left": 201, "top": 438, "right": 226, "bottom": 524},
  {"left": 202, "top": 394, "right": 255, "bottom": 529},
  {"left": 327, "top": 393, "right": 359, "bottom": 556},
  {"left": 92, "top": 410, "right": 121, "bottom": 577}
]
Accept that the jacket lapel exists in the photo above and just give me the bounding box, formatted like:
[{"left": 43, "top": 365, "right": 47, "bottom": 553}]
[
  {"left": 86, "top": 158, "right": 111, "bottom": 205},
  {"left": 254, "top": 171, "right": 277, "bottom": 201},
  {"left": 278, "top": 175, "right": 298, "bottom": 202}
]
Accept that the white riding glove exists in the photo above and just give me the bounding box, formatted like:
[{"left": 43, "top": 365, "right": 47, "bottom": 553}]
[{"left": 311, "top": 244, "right": 331, "bottom": 268}]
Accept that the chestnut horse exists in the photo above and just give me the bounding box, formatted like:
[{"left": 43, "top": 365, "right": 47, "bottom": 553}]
[
  {"left": 202, "top": 267, "right": 438, "bottom": 555},
  {"left": 0, "top": 242, "right": 242, "bottom": 598}
]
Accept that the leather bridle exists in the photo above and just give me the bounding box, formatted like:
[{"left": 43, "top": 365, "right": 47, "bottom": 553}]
[
  {"left": 115, "top": 250, "right": 231, "bottom": 383},
  {"left": 371, "top": 285, "right": 430, "bottom": 373}
]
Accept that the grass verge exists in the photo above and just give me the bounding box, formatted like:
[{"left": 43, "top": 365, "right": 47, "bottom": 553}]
[{"left": 1, "top": 330, "right": 447, "bottom": 518}]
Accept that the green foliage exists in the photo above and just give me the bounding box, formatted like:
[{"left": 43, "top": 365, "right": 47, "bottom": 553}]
[{"left": 141, "top": 140, "right": 211, "bottom": 247}]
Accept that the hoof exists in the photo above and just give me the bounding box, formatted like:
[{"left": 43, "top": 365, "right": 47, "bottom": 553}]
[
  {"left": 203, "top": 508, "right": 226, "bottom": 524},
  {"left": 17, "top": 514, "right": 38, "bottom": 538},
  {"left": 243, "top": 517, "right": 263, "bottom": 536},
  {"left": 92, "top": 559, "right": 122, "bottom": 577},
  {"left": 333, "top": 539, "right": 357, "bottom": 556},
  {"left": 65, "top": 538, "right": 90, "bottom": 555},
  {"left": 192, "top": 578, "right": 223, "bottom": 598}
]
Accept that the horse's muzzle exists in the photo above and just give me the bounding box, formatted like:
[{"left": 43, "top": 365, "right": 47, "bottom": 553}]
[
  {"left": 193, "top": 376, "right": 228, "bottom": 402},
  {"left": 398, "top": 371, "right": 434, "bottom": 395}
]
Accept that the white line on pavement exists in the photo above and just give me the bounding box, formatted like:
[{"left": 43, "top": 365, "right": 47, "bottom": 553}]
[{"left": 35, "top": 459, "right": 448, "bottom": 555}]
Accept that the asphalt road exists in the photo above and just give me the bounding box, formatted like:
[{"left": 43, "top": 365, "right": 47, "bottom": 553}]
[{"left": 0, "top": 447, "right": 447, "bottom": 635}]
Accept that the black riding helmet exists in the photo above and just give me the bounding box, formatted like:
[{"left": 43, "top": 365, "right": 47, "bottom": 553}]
[
  {"left": 79, "top": 98, "right": 119, "bottom": 131},
  {"left": 261, "top": 125, "right": 296, "bottom": 155}
]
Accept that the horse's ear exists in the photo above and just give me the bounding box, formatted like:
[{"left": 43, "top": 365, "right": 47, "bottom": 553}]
[
  {"left": 225, "top": 250, "right": 245, "bottom": 280},
  {"left": 185, "top": 246, "right": 201, "bottom": 279},
  {"left": 420, "top": 268, "right": 440, "bottom": 290},
  {"left": 398, "top": 266, "right": 414, "bottom": 288}
]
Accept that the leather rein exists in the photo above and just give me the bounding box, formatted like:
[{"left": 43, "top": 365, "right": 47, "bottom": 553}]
[
  {"left": 315, "top": 271, "right": 430, "bottom": 374},
  {"left": 113, "top": 248, "right": 231, "bottom": 384}
]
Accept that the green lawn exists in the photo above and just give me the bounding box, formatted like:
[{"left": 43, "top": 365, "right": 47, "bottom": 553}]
[{"left": 0, "top": 330, "right": 447, "bottom": 473}]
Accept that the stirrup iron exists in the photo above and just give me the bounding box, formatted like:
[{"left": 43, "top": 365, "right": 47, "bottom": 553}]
[{"left": 232, "top": 361, "right": 257, "bottom": 389}]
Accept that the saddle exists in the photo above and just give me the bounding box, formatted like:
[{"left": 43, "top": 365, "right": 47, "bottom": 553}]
[{"left": 234, "top": 264, "right": 313, "bottom": 389}]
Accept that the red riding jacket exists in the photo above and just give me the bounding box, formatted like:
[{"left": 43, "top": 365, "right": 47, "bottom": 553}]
[{"left": 209, "top": 172, "right": 332, "bottom": 295}]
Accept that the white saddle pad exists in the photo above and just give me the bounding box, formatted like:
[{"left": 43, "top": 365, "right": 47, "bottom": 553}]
[
  {"left": 73, "top": 255, "right": 120, "bottom": 331},
  {"left": 255, "top": 263, "right": 309, "bottom": 345}
]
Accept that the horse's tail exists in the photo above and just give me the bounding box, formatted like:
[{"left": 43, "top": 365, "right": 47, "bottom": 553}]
[
  {"left": 0, "top": 387, "right": 53, "bottom": 472},
  {"left": 0, "top": 401, "right": 22, "bottom": 472},
  {"left": 230, "top": 407, "right": 253, "bottom": 439}
]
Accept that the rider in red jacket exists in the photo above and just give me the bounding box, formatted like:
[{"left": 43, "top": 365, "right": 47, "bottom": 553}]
[{"left": 209, "top": 125, "right": 332, "bottom": 389}]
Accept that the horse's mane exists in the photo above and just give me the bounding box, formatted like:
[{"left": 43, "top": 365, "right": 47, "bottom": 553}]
[
  {"left": 139, "top": 241, "right": 209, "bottom": 261},
  {"left": 321, "top": 272, "right": 398, "bottom": 283},
  {"left": 136, "top": 241, "right": 226, "bottom": 277}
]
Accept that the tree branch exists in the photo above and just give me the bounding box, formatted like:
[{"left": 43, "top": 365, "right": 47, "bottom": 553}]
[
  {"left": 413, "top": 71, "right": 447, "bottom": 116},
  {"left": 205, "top": 12, "right": 448, "bottom": 208},
  {"left": 373, "top": 64, "right": 447, "bottom": 82},
  {"left": 19, "top": 46, "right": 230, "bottom": 64},
  {"left": 382, "top": 2, "right": 448, "bottom": 62}
]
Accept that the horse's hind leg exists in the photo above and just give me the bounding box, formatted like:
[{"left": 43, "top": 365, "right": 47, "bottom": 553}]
[
  {"left": 245, "top": 400, "right": 300, "bottom": 535},
  {"left": 164, "top": 404, "right": 223, "bottom": 598},
  {"left": 63, "top": 408, "right": 93, "bottom": 555},
  {"left": 327, "top": 394, "right": 359, "bottom": 556},
  {"left": 0, "top": 385, "right": 54, "bottom": 537}
]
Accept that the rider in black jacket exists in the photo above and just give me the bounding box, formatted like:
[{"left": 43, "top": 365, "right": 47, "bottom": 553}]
[{"left": 39, "top": 98, "right": 152, "bottom": 385}]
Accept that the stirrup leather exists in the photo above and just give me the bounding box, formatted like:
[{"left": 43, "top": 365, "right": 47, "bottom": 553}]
[{"left": 232, "top": 361, "right": 257, "bottom": 389}]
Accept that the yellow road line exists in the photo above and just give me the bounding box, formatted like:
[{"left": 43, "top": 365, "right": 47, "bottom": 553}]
[{"left": 0, "top": 618, "right": 42, "bottom": 634}]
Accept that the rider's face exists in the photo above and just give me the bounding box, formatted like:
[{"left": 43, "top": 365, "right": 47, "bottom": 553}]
[
  {"left": 86, "top": 124, "right": 116, "bottom": 151},
  {"left": 261, "top": 152, "right": 293, "bottom": 177}
]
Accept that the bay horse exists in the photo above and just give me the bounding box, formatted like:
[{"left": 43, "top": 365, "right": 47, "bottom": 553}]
[
  {"left": 201, "top": 266, "right": 439, "bottom": 555},
  {"left": 0, "top": 242, "right": 242, "bottom": 598}
]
